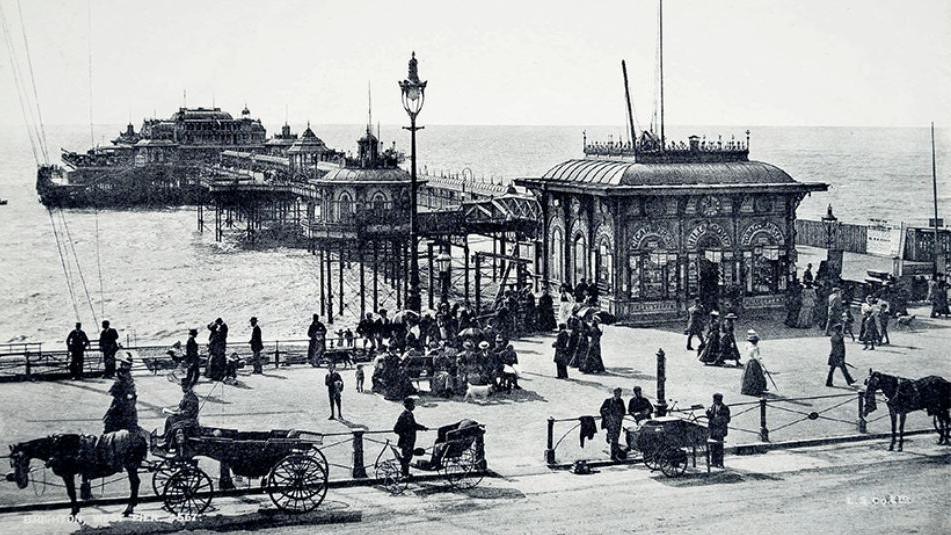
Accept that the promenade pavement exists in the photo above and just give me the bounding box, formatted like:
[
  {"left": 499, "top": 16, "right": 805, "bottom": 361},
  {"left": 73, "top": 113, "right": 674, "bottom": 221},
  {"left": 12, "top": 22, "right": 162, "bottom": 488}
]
[{"left": 0, "top": 306, "right": 947, "bottom": 509}]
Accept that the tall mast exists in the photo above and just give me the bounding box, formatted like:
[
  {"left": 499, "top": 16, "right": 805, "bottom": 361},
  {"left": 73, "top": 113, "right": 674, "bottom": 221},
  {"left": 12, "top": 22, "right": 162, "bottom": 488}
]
[
  {"left": 621, "top": 60, "right": 637, "bottom": 149},
  {"left": 658, "top": 0, "right": 665, "bottom": 151},
  {"left": 932, "top": 122, "right": 940, "bottom": 275}
]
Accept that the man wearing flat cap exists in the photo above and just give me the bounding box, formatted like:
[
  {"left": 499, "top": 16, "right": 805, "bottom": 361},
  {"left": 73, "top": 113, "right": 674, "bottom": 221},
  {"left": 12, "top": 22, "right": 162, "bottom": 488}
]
[{"left": 706, "top": 393, "right": 731, "bottom": 468}]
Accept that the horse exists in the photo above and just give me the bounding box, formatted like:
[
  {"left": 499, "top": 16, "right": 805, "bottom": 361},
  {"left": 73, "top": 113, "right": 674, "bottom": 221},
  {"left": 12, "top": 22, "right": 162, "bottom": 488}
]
[
  {"left": 863, "top": 369, "right": 951, "bottom": 451},
  {"left": 6, "top": 430, "right": 148, "bottom": 516}
]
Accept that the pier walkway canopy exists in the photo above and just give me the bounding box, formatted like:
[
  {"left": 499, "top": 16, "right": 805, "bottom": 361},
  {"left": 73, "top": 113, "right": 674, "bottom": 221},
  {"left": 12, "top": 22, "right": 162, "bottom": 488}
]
[{"left": 516, "top": 152, "right": 827, "bottom": 325}]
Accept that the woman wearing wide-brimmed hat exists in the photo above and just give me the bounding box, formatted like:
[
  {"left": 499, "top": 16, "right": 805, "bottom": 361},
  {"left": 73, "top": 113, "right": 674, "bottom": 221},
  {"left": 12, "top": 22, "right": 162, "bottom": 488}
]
[{"left": 740, "top": 330, "right": 767, "bottom": 396}]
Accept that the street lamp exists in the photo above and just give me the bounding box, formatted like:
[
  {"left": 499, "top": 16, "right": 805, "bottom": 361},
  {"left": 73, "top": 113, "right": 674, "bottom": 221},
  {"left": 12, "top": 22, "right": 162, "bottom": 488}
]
[
  {"left": 400, "top": 51, "right": 427, "bottom": 312},
  {"left": 821, "top": 204, "right": 842, "bottom": 281},
  {"left": 821, "top": 203, "right": 839, "bottom": 251},
  {"left": 437, "top": 249, "right": 452, "bottom": 304}
]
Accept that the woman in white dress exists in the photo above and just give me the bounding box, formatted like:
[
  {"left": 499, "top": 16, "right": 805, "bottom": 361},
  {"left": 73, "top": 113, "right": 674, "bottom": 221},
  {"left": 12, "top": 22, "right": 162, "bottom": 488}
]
[{"left": 797, "top": 286, "right": 817, "bottom": 328}]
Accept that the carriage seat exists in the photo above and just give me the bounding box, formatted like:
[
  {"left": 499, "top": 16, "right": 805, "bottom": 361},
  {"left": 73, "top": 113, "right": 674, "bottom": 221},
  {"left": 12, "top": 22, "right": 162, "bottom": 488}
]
[
  {"left": 198, "top": 427, "right": 295, "bottom": 441},
  {"left": 413, "top": 420, "right": 482, "bottom": 470}
]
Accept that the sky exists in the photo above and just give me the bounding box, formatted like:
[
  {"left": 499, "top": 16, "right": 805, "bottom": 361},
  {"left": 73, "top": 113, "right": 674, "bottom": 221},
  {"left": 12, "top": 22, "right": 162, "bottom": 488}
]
[{"left": 0, "top": 0, "right": 949, "bottom": 128}]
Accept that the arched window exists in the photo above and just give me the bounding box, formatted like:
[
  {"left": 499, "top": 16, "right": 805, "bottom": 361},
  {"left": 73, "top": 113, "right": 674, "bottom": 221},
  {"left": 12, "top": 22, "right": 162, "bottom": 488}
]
[
  {"left": 550, "top": 228, "right": 564, "bottom": 283},
  {"left": 628, "top": 232, "right": 678, "bottom": 300},
  {"left": 595, "top": 235, "right": 613, "bottom": 291},
  {"left": 337, "top": 192, "right": 353, "bottom": 222},
  {"left": 372, "top": 191, "right": 387, "bottom": 214},
  {"left": 571, "top": 233, "right": 586, "bottom": 285}
]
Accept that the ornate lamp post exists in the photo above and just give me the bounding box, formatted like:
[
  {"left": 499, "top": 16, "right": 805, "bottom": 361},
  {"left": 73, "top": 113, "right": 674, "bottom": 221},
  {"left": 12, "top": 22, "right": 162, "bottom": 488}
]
[
  {"left": 400, "top": 52, "right": 427, "bottom": 312},
  {"left": 822, "top": 204, "right": 843, "bottom": 280},
  {"left": 437, "top": 249, "right": 452, "bottom": 304}
]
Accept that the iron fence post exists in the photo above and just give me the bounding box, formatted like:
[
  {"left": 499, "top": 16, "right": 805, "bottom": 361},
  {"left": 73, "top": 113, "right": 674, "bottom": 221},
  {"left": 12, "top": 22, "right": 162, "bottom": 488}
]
[
  {"left": 274, "top": 341, "right": 280, "bottom": 369},
  {"left": 545, "top": 417, "right": 556, "bottom": 465},
  {"left": 759, "top": 397, "right": 770, "bottom": 442},
  {"left": 475, "top": 429, "right": 487, "bottom": 471},
  {"left": 351, "top": 430, "right": 368, "bottom": 479},
  {"left": 857, "top": 391, "right": 867, "bottom": 433}
]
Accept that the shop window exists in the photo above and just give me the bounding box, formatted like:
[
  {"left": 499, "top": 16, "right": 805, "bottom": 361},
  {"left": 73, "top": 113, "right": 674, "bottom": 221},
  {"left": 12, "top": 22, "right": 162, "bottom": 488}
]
[
  {"left": 629, "top": 251, "right": 678, "bottom": 300},
  {"left": 750, "top": 245, "right": 780, "bottom": 294}
]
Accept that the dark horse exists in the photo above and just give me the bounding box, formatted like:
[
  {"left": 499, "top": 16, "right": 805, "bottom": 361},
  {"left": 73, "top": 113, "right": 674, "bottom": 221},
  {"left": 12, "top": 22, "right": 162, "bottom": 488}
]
[
  {"left": 863, "top": 370, "right": 951, "bottom": 451},
  {"left": 6, "top": 430, "right": 147, "bottom": 516}
]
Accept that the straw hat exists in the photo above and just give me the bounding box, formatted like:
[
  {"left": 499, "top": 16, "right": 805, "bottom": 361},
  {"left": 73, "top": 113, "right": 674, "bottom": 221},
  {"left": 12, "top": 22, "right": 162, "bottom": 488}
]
[
  {"left": 478, "top": 341, "right": 490, "bottom": 350},
  {"left": 746, "top": 329, "right": 760, "bottom": 342}
]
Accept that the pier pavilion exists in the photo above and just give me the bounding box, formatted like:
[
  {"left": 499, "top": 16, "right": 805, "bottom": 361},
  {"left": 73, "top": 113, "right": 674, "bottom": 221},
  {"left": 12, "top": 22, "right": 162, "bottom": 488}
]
[{"left": 515, "top": 135, "right": 828, "bottom": 324}]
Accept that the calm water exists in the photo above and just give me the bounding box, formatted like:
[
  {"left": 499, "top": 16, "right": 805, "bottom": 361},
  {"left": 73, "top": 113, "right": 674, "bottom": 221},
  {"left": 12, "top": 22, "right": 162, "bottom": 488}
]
[{"left": 0, "top": 123, "right": 948, "bottom": 344}]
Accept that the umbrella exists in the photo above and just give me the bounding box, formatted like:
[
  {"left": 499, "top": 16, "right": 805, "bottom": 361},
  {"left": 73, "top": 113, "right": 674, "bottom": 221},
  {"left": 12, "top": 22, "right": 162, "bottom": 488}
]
[
  {"left": 392, "top": 309, "right": 420, "bottom": 325},
  {"left": 593, "top": 310, "right": 617, "bottom": 325},
  {"left": 458, "top": 327, "right": 483, "bottom": 338}
]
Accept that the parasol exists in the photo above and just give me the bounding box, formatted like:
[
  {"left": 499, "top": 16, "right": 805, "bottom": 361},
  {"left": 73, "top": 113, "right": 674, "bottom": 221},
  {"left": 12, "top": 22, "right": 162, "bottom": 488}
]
[
  {"left": 458, "top": 327, "right": 483, "bottom": 338},
  {"left": 392, "top": 309, "right": 420, "bottom": 325}
]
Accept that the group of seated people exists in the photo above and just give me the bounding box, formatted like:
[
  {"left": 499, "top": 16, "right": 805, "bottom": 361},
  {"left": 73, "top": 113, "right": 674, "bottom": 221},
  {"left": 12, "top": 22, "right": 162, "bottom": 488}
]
[{"left": 371, "top": 327, "right": 523, "bottom": 400}]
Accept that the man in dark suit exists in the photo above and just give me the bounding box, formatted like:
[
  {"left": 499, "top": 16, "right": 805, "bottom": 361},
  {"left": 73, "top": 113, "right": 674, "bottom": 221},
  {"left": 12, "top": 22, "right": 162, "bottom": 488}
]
[
  {"left": 99, "top": 320, "right": 120, "bottom": 378},
  {"left": 307, "top": 314, "right": 326, "bottom": 366},
  {"left": 184, "top": 328, "right": 201, "bottom": 388},
  {"left": 706, "top": 393, "right": 731, "bottom": 468},
  {"left": 825, "top": 324, "right": 855, "bottom": 387},
  {"left": 357, "top": 313, "right": 376, "bottom": 350},
  {"left": 552, "top": 323, "right": 570, "bottom": 379},
  {"left": 600, "top": 387, "right": 627, "bottom": 461},
  {"left": 249, "top": 317, "right": 263, "bottom": 374},
  {"left": 393, "top": 397, "right": 428, "bottom": 476},
  {"left": 573, "top": 279, "right": 588, "bottom": 303},
  {"left": 66, "top": 322, "right": 90, "bottom": 380}
]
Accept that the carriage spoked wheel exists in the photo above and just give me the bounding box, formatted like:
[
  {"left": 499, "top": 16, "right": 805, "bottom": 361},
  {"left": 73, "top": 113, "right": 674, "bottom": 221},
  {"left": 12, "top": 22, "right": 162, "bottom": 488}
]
[
  {"left": 442, "top": 442, "right": 485, "bottom": 490},
  {"left": 266, "top": 450, "right": 329, "bottom": 513},
  {"left": 151, "top": 459, "right": 181, "bottom": 497},
  {"left": 657, "top": 447, "right": 689, "bottom": 478},
  {"left": 161, "top": 465, "right": 214, "bottom": 515},
  {"left": 375, "top": 459, "right": 408, "bottom": 495},
  {"left": 641, "top": 447, "right": 660, "bottom": 471}
]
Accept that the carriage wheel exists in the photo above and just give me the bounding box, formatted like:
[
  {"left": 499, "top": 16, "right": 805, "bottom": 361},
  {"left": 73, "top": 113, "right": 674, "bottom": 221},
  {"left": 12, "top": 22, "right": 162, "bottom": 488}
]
[
  {"left": 266, "top": 452, "right": 329, "bottom": 513},
  {"left": 442, "top": 443, "right": 485, "bottom": 490},
  {"left": 658, "top": 448, "right": 688, "bottom": 478},
  {"left": 162, "top": 465, "right": 213, "bottom": 515},
  {"left": 151, "top": 459, "right": 184, "bottom": 497},
  {"left": 641, "top": 446, "right": 660, "bottom": 470},
  {"left": 375, "top": 459, "right": 407, "bottom": 495}
]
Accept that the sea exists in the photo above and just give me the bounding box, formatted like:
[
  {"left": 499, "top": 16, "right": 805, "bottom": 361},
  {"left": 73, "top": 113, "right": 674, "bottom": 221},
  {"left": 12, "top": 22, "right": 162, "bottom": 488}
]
[{"left": 1, "top": 123, "right": 948, "bottom": 345}]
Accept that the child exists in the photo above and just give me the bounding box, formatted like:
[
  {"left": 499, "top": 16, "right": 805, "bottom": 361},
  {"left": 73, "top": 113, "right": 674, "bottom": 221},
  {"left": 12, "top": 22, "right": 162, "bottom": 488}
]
[{"left": 355, "top": 364, "right": 365, "bottom": 393}]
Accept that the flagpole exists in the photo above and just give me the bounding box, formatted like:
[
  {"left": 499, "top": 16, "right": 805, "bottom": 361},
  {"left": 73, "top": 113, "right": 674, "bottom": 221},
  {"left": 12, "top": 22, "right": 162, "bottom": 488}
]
[{"left": 932, "top": 122, "right": 940, "bottom": 275}]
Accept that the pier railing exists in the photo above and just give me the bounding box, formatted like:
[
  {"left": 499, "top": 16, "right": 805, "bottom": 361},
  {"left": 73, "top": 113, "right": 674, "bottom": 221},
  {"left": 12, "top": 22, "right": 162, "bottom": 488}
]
[
  {"left": 0, "top": 336, "right": 376, "bottom": 382},
  {"left": 544, "top": 391, "right": 934, "bottom": 467}
]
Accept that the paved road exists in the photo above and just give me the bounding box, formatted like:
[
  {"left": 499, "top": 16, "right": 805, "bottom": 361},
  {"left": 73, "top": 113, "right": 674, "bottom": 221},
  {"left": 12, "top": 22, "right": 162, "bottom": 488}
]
[{"left": 1, "top": 437, "right": 947, "bottom": 534}]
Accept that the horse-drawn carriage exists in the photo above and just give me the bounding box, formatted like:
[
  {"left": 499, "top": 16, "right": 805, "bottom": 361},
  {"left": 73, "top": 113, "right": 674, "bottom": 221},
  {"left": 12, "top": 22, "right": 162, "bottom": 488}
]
[
  {"left": 626, "top": 410, "right": 710, "bottom": 477},
  {"left": 152, "top": 426, "right": 328, "bottom": 515},
  {"left": 373, "top": 420, "right": 486, "bottom": 495}
]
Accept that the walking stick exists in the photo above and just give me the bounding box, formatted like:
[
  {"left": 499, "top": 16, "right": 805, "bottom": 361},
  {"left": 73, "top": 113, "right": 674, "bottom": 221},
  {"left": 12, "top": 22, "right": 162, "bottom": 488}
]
[{"left": 760, "top": 361, "right": 780, "bottom": 391}]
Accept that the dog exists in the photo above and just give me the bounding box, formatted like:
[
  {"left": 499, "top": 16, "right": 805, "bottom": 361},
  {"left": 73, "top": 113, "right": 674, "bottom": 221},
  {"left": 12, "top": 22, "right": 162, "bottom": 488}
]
[
  {"left": 895, "top": 314, "right": 916, "bottom": 329},
  {"left": 464, "top": 382, "right": 494, "bottom": 403}
]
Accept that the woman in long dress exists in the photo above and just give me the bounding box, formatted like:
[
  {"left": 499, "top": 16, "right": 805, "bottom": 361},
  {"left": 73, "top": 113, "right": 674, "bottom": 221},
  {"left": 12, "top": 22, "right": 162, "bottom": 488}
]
[
  {"left": 569, "top": 320, "right": 589, "bottom": 368},
  {"left": 740, "top": 331, "right": 767, "bottom": 396},
  {"left": 698, "top": 311, "right": 721, "bottom": 365},
  {"left": 580, "top": 318, "right": 605, "bottom": 374},
  {"left": 558, "top": 286, "right": 573, "bottom": 326},
  {"left": 717, "top": 315, "right": 742, "bottom": 366},
  {"left": 859, "top": 297, "right": 879, "bottom": 350},
  {"left": 797, "top": 286, "right": 817, "bottom": 328}
]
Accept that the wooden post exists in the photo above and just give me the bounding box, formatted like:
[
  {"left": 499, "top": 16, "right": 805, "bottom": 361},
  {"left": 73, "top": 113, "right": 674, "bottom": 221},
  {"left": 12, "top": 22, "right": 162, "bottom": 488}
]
[
  {"left": 759, "top": 397, "right": 770, "bottom": 442},
  {"left": 273, "top": 341, "right": 280, "bottom": 369},
  {"left": 338, "top": 243, "right": 344, "bottom": 317},
  {"left": 475, "top": 428, "right": 487, "bottom": 471},
  {"left": 327, "top": 249, "right": 334, "bottom": 324},
  {"left": 492, "top": 237, "right": 497, "bottom": 282},
  {"left": 475, "top": 253, "right": 482, "bottom": 314},
  {"left": 427, "top": 243, "right": 435, "bottom": 310},
  {"left": 395, "top": 240, "right": 402, "bottom": 310},
  {"left": 351, "top": 430, "right": 368, "bottom": 479},
  {"left": 319, "top": 248, "right": 325, "bottom": 318},
  {"left": 464, "top": 237, "right": 470, "bottom": 304},
  {"left": 373, "top": 241, "right": 379, "bottom": 312},
  {"left": 359, "top": 248, "right": 366, "bottom": 319},
  {"left": 500, "top": 235, "right": 507, "bottom": 283},
  {"left": 857, "top": 391, "right": 867, "bottom": 433},
  {"left": 545, "top": 417, "right": 556, "bottom": 465}
]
